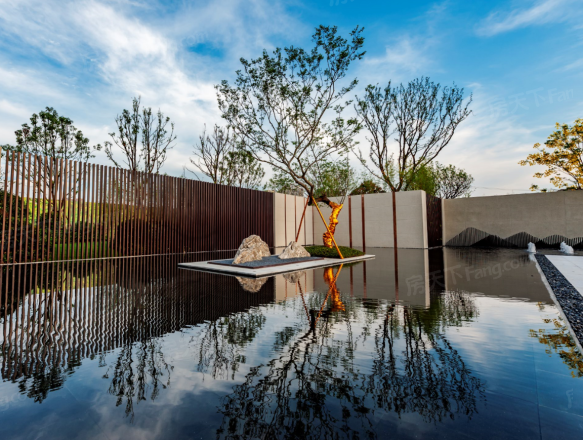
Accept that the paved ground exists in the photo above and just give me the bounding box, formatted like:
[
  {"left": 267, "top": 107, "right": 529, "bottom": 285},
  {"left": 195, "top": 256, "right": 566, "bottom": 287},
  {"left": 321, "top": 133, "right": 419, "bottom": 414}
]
[{"left": 546, "top": 255, "right": 583, "bottom": 295}]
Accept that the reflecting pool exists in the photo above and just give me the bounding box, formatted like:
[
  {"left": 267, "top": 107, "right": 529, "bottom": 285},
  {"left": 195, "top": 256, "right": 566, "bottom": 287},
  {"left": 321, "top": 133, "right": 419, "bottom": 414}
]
[{"left": 1, "top": 248, "right": 582, "bottom": 439}]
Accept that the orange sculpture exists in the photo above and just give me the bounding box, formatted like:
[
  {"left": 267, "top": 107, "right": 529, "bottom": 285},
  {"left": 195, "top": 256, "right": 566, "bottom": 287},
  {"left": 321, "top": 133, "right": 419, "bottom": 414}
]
[
  {"left": 324, "top": 266, "right": 345, "bottom": 312},
  {"left": 323, "top": 202, "right": 343, "bottom": 249}
]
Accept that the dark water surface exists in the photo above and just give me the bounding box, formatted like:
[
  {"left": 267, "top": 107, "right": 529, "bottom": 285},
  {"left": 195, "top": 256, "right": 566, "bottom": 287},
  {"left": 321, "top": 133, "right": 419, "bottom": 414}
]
[{"left": 1, "top": 248, "right": 583, "bottom": 439}]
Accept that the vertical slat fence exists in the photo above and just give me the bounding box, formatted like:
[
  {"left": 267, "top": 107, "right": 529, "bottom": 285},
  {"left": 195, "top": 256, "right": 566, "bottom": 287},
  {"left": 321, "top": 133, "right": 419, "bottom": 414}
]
[{"left": 1, "top": 150, "right": 274, "bottom": 264}]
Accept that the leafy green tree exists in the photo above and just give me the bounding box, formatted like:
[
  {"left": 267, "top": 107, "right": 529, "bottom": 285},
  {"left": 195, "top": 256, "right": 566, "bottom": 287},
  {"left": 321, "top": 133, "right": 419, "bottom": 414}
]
[
  {"left": 265, "top": 172, "right": 304, "bottom": 196},
  {"left": 189, "top": 125, "right": 265, "bottom": 189},
  {"left": 267, "top": 157, "right": 357, "bottom": 198},
  {"left": 404, "top": 163, "right": 438, "bottom": 195},
  {"left": 100, "top": 97, "right": 176, "bottom": 174},
  {"left": 350, "top": 179, "right": 385, "bottom": 195},
  {"left": 1, "top": 107, "right": 95, "bottom": 218},
  {"left": 519, "top": 118, "right": 583, "bottom": 191},
  {"left": 216, "top": 25, "right": 365, "bottom": 202},
  {"left": 434, "top": 163, "right": 473, "bottom": 198},
  {"left": 4, "top": 107, "right": 94, "bottom": 162},
  {"left": 392, "top": 161, "right": 473, "bottom": 198}
]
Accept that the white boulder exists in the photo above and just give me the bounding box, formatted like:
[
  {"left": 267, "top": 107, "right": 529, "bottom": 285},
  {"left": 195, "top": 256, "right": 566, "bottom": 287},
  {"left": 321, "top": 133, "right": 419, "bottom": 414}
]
[
  {"left": 560, "top": 242, "right": 575, "bottom": 255},
  {"left": 233, "top": 235, "right": 271, "bottom": 264},
  {"left": 278, "top": 241, "right": 310, "bottom": 259}
]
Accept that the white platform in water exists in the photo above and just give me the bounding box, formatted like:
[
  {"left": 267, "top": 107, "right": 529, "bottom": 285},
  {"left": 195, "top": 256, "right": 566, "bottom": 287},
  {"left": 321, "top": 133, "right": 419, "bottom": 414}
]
[
  {"left": 546, "top": 255, "right": 583, "bottom": 295},
  {"left": 178, "top": 254, "right": 375, "bottom": 278}
]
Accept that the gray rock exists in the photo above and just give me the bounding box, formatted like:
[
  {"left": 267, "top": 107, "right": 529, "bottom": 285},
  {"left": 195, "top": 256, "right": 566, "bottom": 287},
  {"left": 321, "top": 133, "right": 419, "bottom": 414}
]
[
  {"left": 236, "top": 277, "right": 268, "bottom": 293},
  {"left": 283, "top": 270, "right": 306, "bottom": 284},
  {"left": 233, "top": 235, "right": 271, "bottom": 265},
  {"left": 278, "top": 241, "right": 310, "bottom": 260}
]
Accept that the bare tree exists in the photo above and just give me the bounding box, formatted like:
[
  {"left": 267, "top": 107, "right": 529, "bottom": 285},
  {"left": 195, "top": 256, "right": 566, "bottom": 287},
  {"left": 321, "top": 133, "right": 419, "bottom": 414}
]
[
  {"left": 101, "top": 97, "right": 176, "bottom": 174},
  {"left": 189, "top": 125, "right": 232, "bottom": 184},
  {"left": 355, "top": 78, "right": 472, "bottom": 192},
  {"left": 189, "top": 125, "right": 265, "bottom": 189},
  {"left": 216, "top": 25, "right": 365, "bottom": 202}
]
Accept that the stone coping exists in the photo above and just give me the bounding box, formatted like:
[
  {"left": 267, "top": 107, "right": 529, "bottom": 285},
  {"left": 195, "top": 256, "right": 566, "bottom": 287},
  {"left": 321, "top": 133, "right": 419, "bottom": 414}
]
[
  {"left": 208, "top": 255, "right": 324, "bottom": 269},
  {"left": 534, "top": 254, "right": 583, "bottom": 352},
  {"left": 178, "top": 254, "right": 375, "bottom": 278}
]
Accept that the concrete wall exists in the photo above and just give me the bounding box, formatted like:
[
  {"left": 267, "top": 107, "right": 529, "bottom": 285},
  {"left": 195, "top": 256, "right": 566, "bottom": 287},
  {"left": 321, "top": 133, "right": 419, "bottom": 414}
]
[
  {"left": 273, "top": 193, "right": 314, "bottom": 248},
  {"left": 443, "top": 191, "right": 583, "bottom": 245},
  {"left": 311, "top": 191, "right": 428, "bottom": 249}
]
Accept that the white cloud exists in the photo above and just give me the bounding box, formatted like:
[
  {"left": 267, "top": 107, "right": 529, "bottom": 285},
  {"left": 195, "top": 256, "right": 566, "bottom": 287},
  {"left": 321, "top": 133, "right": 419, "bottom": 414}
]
[
  {"left": 0, "top": 0, "right": 304, "bottom": 175},
  {"left": 435, "top": 85, "right": 556, "bottom": 196},
  {"left": 360, "top": 36, "right": 434, "bottom": 84},
  {"left": 476, "top": 0, "right": 576, "bottom": 37}
]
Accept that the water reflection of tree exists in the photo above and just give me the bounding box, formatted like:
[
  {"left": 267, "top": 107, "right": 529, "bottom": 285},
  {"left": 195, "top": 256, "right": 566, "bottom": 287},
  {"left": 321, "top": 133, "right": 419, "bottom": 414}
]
[
  {"left": 103, "top": 337, "right": 173, "bottom": 422},
  {"left": 191, "top": 310, "right": 266, "bottom": 381},
  {"left": 530, "top": 302, "right": 583, "bottom": 378},
  {"left": 212, "top": 277, "right": 485, "bottom": 439}
]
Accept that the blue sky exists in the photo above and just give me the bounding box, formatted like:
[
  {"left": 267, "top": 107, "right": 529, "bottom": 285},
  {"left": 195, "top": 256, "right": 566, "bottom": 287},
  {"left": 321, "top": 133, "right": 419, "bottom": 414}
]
[{"left": 0, "top": 0, "right": 581, "bottom": 196}]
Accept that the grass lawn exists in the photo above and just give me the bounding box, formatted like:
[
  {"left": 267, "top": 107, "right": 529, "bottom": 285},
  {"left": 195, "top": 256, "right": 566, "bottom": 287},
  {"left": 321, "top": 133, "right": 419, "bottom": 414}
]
[
  {"left": 305, "top": 245, "right": 364, "bottom": 259},
  {"left": 53, "top": 242, "right": 115, "bottom": 260}
]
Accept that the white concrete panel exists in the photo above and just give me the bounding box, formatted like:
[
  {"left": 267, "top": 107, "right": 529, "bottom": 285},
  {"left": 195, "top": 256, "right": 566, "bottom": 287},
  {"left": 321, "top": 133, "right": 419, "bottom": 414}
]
[
  {"left": 305, "top": 202, "right": 314, "bottom": 245},
  {"left": 285, "top": 194, "right": 295, "bottom": 246},
  {"left": 546, "top": 256, "right": 583, "bottom": 296},
  {"left": 274, "top": 193, "right": 286, "bottom": 248}
]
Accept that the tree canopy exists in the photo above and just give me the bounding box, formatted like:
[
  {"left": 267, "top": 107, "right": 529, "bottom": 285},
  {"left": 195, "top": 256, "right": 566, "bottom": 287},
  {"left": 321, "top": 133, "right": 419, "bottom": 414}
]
[
  {"left": 216, "top": 25, "right": 365, "bottom": 202},
  {"left": 266, "top": 157, "right": 357, "bottom": 198},
  {"left": 1, "top": 107, "right": 95, "bottom": 216},
  {"left": 355, "top": 77, "right": 472, "bottom": 192},
  {"left": 99, "top": 97, "right": 176, "bottom": 174},
  {"left": 519, "top": 119, "right": 583, "bottom": 191},
  {"left": 189, "top": 124, "right": 265, "bottom": 190},
  {"left": 2, "top": 107, "right": 94, "bottom": 162}
]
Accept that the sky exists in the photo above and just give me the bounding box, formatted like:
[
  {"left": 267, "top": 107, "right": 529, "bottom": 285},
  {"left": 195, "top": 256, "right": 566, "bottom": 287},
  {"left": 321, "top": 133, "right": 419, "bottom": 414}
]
[{"left": 0, "top": 0, "right": 581, "bottom": 196}]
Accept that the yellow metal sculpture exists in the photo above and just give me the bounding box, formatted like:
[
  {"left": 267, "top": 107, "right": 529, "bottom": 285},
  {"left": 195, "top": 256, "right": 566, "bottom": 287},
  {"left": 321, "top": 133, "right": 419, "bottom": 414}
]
[
  {"left": 323, "top": 202, "right": 343, "bottom": 249},
  {"left": 323, "top": 266, "right": 345, "bottom": 312},
  {"left": 312, "top": 196, "right": 344, "bottom": 259}
]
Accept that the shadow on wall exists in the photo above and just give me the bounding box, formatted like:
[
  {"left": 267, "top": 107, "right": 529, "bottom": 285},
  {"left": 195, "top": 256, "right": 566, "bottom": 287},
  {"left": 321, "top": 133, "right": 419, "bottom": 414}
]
[{"left": 446, "top": 227, "right": 583, "bottom": 250}]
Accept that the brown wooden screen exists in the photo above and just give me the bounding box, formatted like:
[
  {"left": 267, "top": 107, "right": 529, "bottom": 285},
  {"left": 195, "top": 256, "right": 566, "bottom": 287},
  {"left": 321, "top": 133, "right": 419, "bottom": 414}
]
[
  {"left": 426, "top": 194, "right": 443, "bottom": 248},
  {"left": 1, "top": 150, "right": 274, "bottom": 263}
]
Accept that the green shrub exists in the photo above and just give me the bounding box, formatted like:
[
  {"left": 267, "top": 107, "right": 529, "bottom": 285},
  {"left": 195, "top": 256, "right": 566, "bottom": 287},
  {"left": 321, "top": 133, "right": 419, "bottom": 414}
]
[{"left": 305, "top": 245, "right": 364, "bottom": 258}]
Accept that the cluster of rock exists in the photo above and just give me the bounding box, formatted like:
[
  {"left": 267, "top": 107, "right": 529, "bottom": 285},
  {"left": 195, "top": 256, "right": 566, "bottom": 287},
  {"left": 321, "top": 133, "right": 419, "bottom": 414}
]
[
  {"left": 232, "top": 235, "right": 310, "bottom": 265},
  {"left": 232, "top": 236, "right": 311, "bottom": 293}
]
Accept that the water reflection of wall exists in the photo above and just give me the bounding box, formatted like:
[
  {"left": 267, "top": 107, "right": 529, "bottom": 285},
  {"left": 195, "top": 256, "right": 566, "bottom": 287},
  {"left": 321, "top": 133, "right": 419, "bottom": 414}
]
[
  {"left": 0, "top": 253, "right": 276, "bottom": 398},
  {"left": 312, "top": 248, "right": 444, "bottom": 308},
  {"left": 443, "top": 248, "right": 552, "bottom": 303},
  {"left": 274, "top": 269, "right": 314, "bottom": 301}
]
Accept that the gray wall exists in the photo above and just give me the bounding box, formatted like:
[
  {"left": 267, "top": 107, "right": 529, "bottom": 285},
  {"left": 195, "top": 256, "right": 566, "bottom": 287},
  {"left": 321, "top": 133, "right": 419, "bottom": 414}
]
[{"left": 443, "top": 191, "right": 583, "bottom": 246}]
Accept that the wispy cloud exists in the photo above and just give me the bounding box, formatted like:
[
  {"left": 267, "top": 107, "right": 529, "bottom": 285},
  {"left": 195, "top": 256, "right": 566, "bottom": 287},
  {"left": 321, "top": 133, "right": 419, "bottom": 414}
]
[
  {"left": 476, "top": 0, "right": 576, "bottom": 37},
  {"left": 0, "top": 0, "right": 303, "bottom": 175},
  {"left": 360, "top": 36, "right": 434, "bottom": 84}
]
